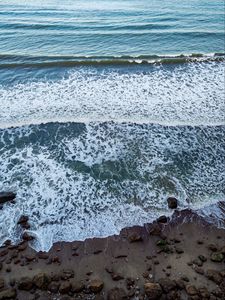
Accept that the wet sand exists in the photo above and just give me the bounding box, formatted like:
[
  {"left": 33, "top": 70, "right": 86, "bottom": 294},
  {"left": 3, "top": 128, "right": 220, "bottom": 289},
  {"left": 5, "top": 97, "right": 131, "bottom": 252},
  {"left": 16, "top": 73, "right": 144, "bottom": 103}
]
[{"left": 0, "top": 205, "right": 224, "bottom": 300}]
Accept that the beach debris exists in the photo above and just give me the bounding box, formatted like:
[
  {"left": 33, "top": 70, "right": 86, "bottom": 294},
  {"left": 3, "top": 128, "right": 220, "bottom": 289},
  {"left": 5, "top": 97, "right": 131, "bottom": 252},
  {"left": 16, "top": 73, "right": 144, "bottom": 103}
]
[{"left": 167, "top": 197, "right": 178, "bottom": 209}]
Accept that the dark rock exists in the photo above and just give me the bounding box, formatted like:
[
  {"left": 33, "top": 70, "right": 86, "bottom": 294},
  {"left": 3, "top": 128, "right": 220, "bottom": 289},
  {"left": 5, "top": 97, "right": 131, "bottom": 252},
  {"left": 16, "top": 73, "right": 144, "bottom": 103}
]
[
  {"left": 128, "top": 233, "right": 143, "bottom": 243},
  {"left": 167, "top": 197, "right": 178, "bottom": 209},
  {"left": 0, "top": 249, "right": 8, "bottom": 257},
  {"left": 89, "top": 279, "right": 104, "bottom": 293},
  {"left": 199, "top": 287, "right": 210, "bottom": 298},
  {"left": 18, "top": 242, "right": 28, "bottom": 251},
  {"left": 18, "top": 215, "right": 29, "bottom": 224},
  {"left": 60, "top": 269, "right": 74, "bottom": 280},
  {"left": 70, "top": 280, "right": 85, "bottom": 293},
  {"left": 59, "top": 281, "right": 71, "bottom": 294},
  {"left": 33, "top": 273, "right": 50, "bottom": 290},
  {"left": 18, "top": 277, "right": 33, "bottom": 291},
  {"left": 157, "top": 215, "right": 168, "bottom": 223},
  {"left": 0, "top": 278, "right": 4, "bottom": 289},
  {"left": 148, "top": 223, "right": 162, "bottom": 236},
  {"left": 198, "top": 255, "right": 207, "bottom": 262},
  {"left": 25, "top": 254, "right": 36, "bottom": 262},
  {"left": 193, "top": 266, "right": 204, "bottom": 275},
  {"left": 48, "top": 282, "right": 59, "bottom": 293},
  {"left": 208, "top": 244, "right": 218, "bottom": 252},
  {"left": 206, "top": 269, "right": 223, "bottom": 284},
  {"left": 22, "top": 232, "right": 34, "bottom": 241},
  {"left": 112, "top": 273, "right": 124, "bottom": 281},
  {"left": 220, "top": 246, "right": 225, "bottom": 255},
  {"left": 144, "top": 282, "right": 163, "bottom": 299},
  {"left": 0, "top": 192, "right": 16, "bottom": 204},
  {"left": 3, "top": 240, "right": 11, "bottom": 246},
  {"left": 158, "top": 278, "right": 176, "bottom": 293},
  {"left": 210, "top": 252, "right": 224, "bottom": 262},
  {"left": 185, "top": 285, "right": 198, "bottom": 296},
  {"left": 0, "top": 288, "right": 16, "bottom": 299},
  {"left": 175, "top": 247, "right": 184, "bottom": 254},
  {"left": 37, "top": 252, "right": 49, "bottom": 260},
  {"left": 175, "top": 279, "right": 185, "bottom": 290}
]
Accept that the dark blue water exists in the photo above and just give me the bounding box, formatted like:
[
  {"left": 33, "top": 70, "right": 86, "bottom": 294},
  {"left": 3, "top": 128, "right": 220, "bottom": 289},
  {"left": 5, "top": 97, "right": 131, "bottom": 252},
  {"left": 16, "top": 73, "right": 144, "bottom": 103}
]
[{"left": 0, "top": 0, "right": 224, "bottom": 250}]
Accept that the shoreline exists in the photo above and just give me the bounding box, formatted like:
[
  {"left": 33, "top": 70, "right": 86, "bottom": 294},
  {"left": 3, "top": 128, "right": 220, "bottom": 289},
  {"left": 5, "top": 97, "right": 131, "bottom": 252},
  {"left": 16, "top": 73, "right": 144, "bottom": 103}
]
[{"left": 0, "top": 204, "right": 224, "bottom": 299}]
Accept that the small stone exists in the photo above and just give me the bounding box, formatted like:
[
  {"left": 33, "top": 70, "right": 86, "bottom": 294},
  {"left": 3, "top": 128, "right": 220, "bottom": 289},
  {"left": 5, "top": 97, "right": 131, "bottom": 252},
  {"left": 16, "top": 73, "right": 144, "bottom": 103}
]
[
  {"left": 158, "top": 278, "right": 176, "bottom": 293},
  {"left": 144, "top": 282, "right": 162, "bottom": 299},
  {"left": 157, "top": 215, "right": 168, "bottom": 223},
  {"left": 48, "top": 282, "right": 59, "bottom": 293},
  {"left": 210, "top": 252, "right": 224, "bottom": 262},
  {"left": 71, "top": 280, "right": 85, "bottom": 293},
  {"left": 0, "top": 278, "right": 4, "bottom": 289},
  {"left": 208, "top": 244, "right": 218, "bottom": 252},
  {"left": 37, "top": 252, "right": 49, "bottom": 260},
  {"left": 167, "top": 197, "right": 178, "bottom": 209},
  {"left": 18, "top": 277, "right": 33, "bottom": 291},
  {"left": 22, "top": 232, "right": 34, "bottom": 241},
  {"left": 0, "top": 192, "right": 16, "bottom": 204},
  {"left": 206, "top": 269, "right": 223, "bottom": 284},
  {"left": 33, "top": 273, "right": 50, "bottom": 290},
  {"left": 175, "top": 247, "right": 184, "bottom": 254},
  {"left": 185, "top": 285, "right": 198, "bottom": 296},
  {"left": 59, "top": 281, "right": 71, "bottom": 294},
  {"left": 18, "top": 215, "right": 29, "bottom": 224},
  {"left": 198, "top": 255, "right": 207, "bottom": 262},
  {"left": 128, "top": 233, "right": 143, "bottom": 243},
  {"left": 0, "top": 288, "right": 16, "bottom": 299},
  {"left": 89, "top": 279, "right": 104, "bottom": 293}
]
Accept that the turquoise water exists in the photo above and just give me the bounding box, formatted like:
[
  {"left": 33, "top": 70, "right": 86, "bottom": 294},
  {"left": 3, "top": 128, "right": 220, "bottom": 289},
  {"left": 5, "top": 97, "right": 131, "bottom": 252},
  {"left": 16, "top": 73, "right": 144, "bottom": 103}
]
[{"left": 0, "top": 0, "right": 224, "bottom": 250}]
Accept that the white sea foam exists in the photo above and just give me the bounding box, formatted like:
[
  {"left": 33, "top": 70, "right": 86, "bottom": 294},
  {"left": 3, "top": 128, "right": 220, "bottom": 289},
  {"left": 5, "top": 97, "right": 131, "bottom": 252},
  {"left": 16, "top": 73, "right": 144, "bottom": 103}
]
[
  {"left": 0, "top": 61, "right": 224, "bottom": 251},
  {"left": 0, "top": 61, "right": 224, "bottom": 128}
]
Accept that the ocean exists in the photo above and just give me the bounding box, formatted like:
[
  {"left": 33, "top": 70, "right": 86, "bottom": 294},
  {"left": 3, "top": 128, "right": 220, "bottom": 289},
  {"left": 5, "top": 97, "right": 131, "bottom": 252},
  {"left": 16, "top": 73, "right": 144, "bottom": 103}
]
[{"left": 0, "top": 0, "right": 224, "bottom": 251}]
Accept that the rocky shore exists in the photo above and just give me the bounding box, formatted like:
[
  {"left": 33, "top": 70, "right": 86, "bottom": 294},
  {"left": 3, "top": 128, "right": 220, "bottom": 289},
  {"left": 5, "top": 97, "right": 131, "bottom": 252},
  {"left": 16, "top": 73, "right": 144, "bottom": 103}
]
[{"left": 0, "top": 195, "right": 224, "bottom": 300}]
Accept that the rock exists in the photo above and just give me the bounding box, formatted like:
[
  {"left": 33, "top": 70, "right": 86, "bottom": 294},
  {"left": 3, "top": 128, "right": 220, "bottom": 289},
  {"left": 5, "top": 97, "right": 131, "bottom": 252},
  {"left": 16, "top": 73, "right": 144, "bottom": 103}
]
[
  {"left": 148, "top": 223, "right": 162, "bottom": 236},
  {"left": 25, "top": 254, "right": 36, "bottom": 262},
  {"left": 208, "top": 244, "right": 218, "bottom": 252},
  {"left": 185, "top": 285, "right": 198, "bottom": 296},
  {"left": 48, "top": 282, "right": 59, "bottom": 293},
  {"left": 22, "top": 232, "right": 34, "bottom": 241},
  {"left": 18, "top": 215, "right": 29, "bottom": 224},
  {"left": 71, "top": 280, "right": 85, "bottom": 293},
  {"left": 0, "top": 278, "right": 4, "bottom": 289},
  {"left": 89, "top": 279, "right": 104, "bottom": 293},
  {"left": 193, "top": 266, "right": 204, "bottom": 275},
  {"left": 60, "top": 269, "right": 74, "bottom": 280},
  {"left": 175, "top": 247, "right": 184, "bottom": 254},
  {"left": 144, "top": 282, "right": 163, "bottom": 299},
  {"left": 37, "top": 251, "right": 49, "bottom": 260},
  {"left": 157, "top": 215, "right": 168, "bottom": 223},
  {"left": 107, "top": 287, "right": 127, "bottom": 300},
  {"left": 128, "top": 233, "right": 143, "bottom": 243},
  {"left": 210, "top": 252, "right": 224, "bottom": 262},
  {"left": 33, "top": 273, "right": 50, "bottom": 290},
  {"left": 167, "top": 197, "right": 178, "bottom": 209},
  {"left": 206, "top": 269, "right": 223, "bottom": 284},
  {"left": 59, "top": 281, "right": 71, "bottom": 294},
  {"left": 0, "top": 289, "right": 16, "bottom": 299},
  {"left": 111, "top": 273, "right": 124, "bottom": 281},
  {"left": 198, "top": 255, "right": 207, "bottom": 262},
  {"left": 220, "top": 246, "right": 225, "bottom": 255},
  {"left": 158, "top": 278, "right": 176, "bottom": 293},
  {"left": 0, "top": 249, "right": 8, "bottom": 257},
  {"left": 18, "top": 277, "right": 33, "bottom": 291},
  {"left": 0, "top": 192, "right": 16, "bottom": 204},
  {"left": 199, "top": 287, "right": 210, "bottom": 298}
]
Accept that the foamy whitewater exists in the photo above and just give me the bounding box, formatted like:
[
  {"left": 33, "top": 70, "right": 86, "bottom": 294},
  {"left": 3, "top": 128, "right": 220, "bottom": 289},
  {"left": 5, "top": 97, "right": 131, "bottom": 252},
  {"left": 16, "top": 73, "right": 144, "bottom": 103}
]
[{"left": 0, "top": 61, "right": 225, "bottom": 251}]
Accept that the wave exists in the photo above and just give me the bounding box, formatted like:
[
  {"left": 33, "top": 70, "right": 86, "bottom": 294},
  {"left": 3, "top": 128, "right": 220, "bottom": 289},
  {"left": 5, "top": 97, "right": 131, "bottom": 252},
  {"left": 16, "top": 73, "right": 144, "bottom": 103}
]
[
  {"left": 0, "top": 60, "right": 224, "bottom": 129},
  {"left": 0, "top": 121, "right": 224, "bottom": 251},
  {"left": 0, "top": 53, "right": 224, "bottom": 68}
]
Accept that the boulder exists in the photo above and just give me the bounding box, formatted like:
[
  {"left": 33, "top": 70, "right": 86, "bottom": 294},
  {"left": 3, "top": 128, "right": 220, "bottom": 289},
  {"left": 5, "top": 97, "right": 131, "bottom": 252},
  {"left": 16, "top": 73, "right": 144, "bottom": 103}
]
[
  {"left": 107, "top": 287, "right": 127, "bottom": 300},
  {"left": 0, "top": 192, "right": 16, "bottom": 204},
  {"left": 18, "top": 277, "right": 33, "bottom": 291},
  {"left": 59, "top": 281, "right": 71, "bottom": 294},
  {"left": 167, "top": 197, "right": 178, "bottom": 209},
  {"left": 33, "top": 273, "right": 50, "bottom": 290},
  {"left": 0, "top": 289, "right": 16, "bottom": 299},
  {"left": 206, "top": 269, "right": 223, "bottom": 284},
  {"left": 48, "top": 282, "right": 59, "bottom": 293},
  {"left": 70, "top": 280, "right": 85, "bottom": 293},
  {"left": 89, "top": 279, "right": 104, "bottom": 293},
  {"left": 210, "top": 252, "right": 224, "bottom": 262},
  {"left": 157, "top": 215, "right": 168, "bottom": 223},
  {"left": 158, "top": 278, "right": 177, "bottom": 293},
  {"left": 144, "top": 282, "right": 163, "bottom": 299},
  {"left": 185, "top": 285, "right": 198, "bottom": 296}
]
